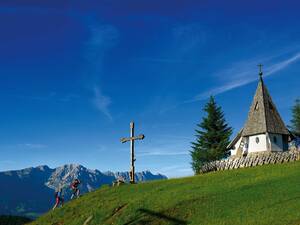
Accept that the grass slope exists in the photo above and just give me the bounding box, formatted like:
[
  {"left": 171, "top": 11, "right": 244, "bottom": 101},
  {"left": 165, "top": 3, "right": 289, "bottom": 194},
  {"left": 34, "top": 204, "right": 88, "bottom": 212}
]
[{"left": 30, "top": 162, "right": 300, "bottom": 225}]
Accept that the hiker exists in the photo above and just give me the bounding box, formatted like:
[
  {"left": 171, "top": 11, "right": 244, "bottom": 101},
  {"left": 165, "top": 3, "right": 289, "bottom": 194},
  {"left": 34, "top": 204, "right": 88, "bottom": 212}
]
[
  {"left": 113, "top": 176, "right": 125, "bottom": 187},
  {"left": 53, "top": 188, "right": 64, "bottom": 210},
  {"left": 70, "top": 178, "right": 81, "bottom": 199}
]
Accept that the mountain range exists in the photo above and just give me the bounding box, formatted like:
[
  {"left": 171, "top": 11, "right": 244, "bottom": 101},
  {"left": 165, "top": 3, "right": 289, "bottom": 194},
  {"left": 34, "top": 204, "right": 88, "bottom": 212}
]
[{"left": 0, "top": 164, "right": 167, "bottom": 218}]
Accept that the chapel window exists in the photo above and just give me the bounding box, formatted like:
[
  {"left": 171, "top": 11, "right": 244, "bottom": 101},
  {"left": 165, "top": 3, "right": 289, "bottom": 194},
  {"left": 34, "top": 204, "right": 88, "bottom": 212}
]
[{"left": 256, "top": 137, "right": 260, "bottom": 144}]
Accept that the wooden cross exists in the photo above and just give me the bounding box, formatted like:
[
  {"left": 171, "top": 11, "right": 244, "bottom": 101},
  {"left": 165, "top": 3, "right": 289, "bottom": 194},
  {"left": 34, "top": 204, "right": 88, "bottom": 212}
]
[
  {"left": 120, "top": 122, "right": 145, "bottom": 184},
  {"left": 258, "top": 64, "right": 263, "bottom": 78}
]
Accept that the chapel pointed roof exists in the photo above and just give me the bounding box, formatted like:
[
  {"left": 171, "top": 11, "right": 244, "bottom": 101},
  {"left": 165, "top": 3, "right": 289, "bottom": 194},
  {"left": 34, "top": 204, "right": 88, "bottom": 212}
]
[{"left": 241, "top": 68, "right": 289, "bottom": 136}]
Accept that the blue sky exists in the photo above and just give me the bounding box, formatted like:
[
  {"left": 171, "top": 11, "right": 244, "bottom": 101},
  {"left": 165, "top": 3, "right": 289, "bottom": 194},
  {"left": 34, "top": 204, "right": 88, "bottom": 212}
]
[{"left": 1, "top": 1, "right": 300, "bottom": 177}]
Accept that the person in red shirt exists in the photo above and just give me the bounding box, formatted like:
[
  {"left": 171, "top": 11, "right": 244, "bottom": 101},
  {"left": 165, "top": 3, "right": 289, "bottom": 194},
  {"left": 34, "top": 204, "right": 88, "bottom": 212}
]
[{"left": 70, "top": 179, "right": 81, "bottom": 199}]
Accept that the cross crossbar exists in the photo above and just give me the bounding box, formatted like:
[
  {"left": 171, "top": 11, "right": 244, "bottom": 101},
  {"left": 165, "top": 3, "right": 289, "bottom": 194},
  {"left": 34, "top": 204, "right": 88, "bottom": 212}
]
[{"left": 120, "top": 134, "right": 145, "bottom": 143}]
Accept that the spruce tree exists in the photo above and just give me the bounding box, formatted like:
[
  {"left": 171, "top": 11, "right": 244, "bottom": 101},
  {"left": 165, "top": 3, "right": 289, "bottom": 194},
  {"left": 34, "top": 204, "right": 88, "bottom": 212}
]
[
  {"left": 290, "top": 98, "right": 300, "bottom": 137},
  {"left": 190, "top": 96, "right": 232, "bottom": 174}
]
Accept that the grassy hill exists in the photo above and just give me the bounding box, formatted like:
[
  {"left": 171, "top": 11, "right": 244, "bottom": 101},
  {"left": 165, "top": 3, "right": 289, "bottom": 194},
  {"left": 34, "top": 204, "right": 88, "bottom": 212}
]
[{"left": 29, "top": 161, "right": 300, "bottom": 225}]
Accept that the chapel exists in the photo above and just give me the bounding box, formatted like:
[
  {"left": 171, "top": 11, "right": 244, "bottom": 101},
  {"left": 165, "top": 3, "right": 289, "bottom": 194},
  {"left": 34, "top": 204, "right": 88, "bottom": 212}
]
[{"left": 228, "top": 66, "right": 291, "bottom": 157}]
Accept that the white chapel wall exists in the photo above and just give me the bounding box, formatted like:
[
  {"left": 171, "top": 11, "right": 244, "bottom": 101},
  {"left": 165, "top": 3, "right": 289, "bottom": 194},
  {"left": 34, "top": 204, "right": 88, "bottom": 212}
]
[
  {"left": 248, "top": 134, "right": 267, "bottom": 153},
  {"left": 230, "top": 137, "right": 242, "bottom": 156},
  {"left": 230, "top": 149, "right": 237, "bottom": 156}
]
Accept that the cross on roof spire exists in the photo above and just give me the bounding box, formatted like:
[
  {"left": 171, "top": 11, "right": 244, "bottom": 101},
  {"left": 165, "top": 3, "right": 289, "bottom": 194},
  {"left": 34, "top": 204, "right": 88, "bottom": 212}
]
[{"left": 258, "top": 64, "right": 263, "bottom": 78}]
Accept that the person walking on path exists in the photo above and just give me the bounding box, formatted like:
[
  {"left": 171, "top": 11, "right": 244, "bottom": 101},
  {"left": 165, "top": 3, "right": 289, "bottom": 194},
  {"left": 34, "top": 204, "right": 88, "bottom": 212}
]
[
  {"left": 53, "top": 188, "right": 64, "bottom": 210},
  {"left": 70, "top": 178, "right": 81, "bottom": 199}
]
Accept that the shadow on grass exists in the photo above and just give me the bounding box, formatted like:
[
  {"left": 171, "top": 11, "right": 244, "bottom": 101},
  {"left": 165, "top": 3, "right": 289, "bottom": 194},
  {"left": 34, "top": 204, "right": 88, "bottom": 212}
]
[
  {"left": 139, "top": 208, "right": 187, "bottom": 224},
  {"left": 124, "top": 208, "right": 187, "bottom": 225}
]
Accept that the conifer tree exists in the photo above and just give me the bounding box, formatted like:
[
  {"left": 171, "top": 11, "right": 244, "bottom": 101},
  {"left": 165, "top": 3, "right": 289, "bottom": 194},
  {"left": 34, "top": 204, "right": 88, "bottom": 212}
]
[
  {"left": 190, "top": 96, "right": 232, "bottom": 174},
  {"left": 290, "top": 98, "right": 300, "bottom": 137}
]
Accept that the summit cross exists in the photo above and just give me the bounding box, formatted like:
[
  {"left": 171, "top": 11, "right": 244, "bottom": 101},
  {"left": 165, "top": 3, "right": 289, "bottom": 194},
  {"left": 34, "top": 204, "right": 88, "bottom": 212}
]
[{"left": 120, "top": 122, "right": 145, "bottom": 184}]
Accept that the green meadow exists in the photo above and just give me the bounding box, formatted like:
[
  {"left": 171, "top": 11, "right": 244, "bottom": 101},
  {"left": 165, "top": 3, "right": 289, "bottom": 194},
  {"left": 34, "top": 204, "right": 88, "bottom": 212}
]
[{"left": 30, "top": 161, "right": 300, "bottom": 225}]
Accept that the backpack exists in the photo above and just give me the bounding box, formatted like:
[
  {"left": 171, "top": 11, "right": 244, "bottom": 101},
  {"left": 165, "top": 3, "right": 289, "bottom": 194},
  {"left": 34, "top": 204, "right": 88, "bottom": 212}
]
[{"left": 71, "top": 180, "right": 79, "bottom": 189}]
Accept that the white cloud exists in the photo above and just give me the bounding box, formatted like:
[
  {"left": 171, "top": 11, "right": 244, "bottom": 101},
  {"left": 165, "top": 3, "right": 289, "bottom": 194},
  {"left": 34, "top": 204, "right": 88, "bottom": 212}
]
[
  {"left": 266, "top": 53, "right": 300, "bottom": 75},
  {"left": 84, "top": 22, "right": 119, "bottom": 121},
  {"left": 93, "top": 87, "right": 113, "bottom": 121},
  {"left": 189, "top": 51, "right": 300, "bottom": 102}
]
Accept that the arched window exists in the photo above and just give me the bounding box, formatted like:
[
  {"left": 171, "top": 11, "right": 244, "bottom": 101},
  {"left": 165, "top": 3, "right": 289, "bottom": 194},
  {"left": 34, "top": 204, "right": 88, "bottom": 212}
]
[
  {"left": 256, "top": 137, "right": 260, "bottom": 144},
  {"left": 254, "top": 102, "right": 259, "bottom": 110}
]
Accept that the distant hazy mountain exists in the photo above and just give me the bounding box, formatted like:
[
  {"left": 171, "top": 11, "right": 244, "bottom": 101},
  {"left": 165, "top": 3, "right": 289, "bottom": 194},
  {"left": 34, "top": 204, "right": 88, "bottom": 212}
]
[{"left": 0, "top": 164, "right": 167, "bottom": 218}]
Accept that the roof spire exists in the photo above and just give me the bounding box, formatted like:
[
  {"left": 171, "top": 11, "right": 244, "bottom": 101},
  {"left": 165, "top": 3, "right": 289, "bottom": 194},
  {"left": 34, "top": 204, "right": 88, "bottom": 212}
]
[
  {"left": 242, "top": 64, "right": 289, "bottom": 137},
  {"left": 258, "top": 64, "right": 263, "bottom": 79}
]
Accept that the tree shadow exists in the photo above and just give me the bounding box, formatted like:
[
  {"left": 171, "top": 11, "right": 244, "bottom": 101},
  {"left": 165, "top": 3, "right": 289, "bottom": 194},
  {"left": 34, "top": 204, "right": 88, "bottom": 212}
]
[{"left": 124, "top": 208, "right": 187, "bottom": 225}]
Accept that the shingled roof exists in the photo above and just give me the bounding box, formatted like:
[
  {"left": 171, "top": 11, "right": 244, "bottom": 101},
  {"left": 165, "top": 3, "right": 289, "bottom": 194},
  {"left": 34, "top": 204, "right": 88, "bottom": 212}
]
[{"left": 242, "top": 76, "right": 289, "bottom": 136}]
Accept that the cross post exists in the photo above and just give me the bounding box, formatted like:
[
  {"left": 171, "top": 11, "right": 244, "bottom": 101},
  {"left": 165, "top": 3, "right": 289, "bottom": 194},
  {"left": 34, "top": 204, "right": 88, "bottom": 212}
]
[
  {"left": 120, "top": 122, "right": 145, "bottom": 184},
  {"left": 258, "top": 64, "right": 263, "bottom": 78}
]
